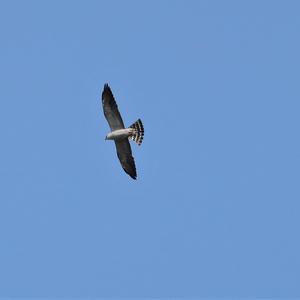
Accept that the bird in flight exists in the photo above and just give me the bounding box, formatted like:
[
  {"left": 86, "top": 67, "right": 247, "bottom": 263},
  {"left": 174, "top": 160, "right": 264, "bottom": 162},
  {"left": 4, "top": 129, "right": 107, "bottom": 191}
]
[{"left": 102, "top": 83, "right": 144, "bottom": 180}]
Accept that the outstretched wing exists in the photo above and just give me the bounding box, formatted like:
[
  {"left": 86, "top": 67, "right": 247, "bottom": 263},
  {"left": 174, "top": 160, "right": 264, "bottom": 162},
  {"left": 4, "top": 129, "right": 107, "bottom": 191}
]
[
  {"left": 115, "top": 139, "right": 137, "bottom": 180},
  {"left": 102, "top": 83, "right": 125, "bottom": 131}
]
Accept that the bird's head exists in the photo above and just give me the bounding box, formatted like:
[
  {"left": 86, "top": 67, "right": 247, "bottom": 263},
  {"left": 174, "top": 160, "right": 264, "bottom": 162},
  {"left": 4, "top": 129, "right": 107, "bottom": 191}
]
[{"left": 105, "top": 135, "right": 108, "bottom": 140}]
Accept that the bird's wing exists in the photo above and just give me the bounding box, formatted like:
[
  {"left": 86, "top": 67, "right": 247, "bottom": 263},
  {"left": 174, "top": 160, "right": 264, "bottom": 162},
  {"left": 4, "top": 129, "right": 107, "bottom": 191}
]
[
  {"left": 115, "top": 139, "right": 137, "bottom": 180},
  {"left": 102, "top": 84, "right": 125, "bottom": 131}
]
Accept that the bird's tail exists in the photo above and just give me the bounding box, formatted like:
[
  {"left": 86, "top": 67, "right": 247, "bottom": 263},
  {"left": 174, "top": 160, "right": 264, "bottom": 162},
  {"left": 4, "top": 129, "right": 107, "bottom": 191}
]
[{"left": 129, "top": 119, "right": 144, "bottom": 146}]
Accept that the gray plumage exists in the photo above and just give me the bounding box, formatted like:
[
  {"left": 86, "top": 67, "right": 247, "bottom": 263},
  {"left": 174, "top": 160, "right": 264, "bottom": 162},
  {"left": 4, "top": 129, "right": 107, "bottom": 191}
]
[{"left": 102, "top": 83, "right": 144, "bottom": 180}]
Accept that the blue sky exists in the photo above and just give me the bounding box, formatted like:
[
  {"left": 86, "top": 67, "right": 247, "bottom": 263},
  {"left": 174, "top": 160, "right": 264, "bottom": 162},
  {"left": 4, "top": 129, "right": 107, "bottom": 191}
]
[{"left": 0, "top": 0, "right": 299, "bottom": 298}]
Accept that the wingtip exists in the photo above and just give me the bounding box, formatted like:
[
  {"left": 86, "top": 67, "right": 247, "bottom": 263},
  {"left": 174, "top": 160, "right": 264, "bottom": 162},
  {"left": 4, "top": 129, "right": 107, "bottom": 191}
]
[
  {"left": 128, "top": 172, "right": 137, "bottom": 180},
  {"left": 102, "top": 83, "right": 113, "bottom": 100},
  {"left": 123, "top": 167, "right": 137, "bottom": 180}
]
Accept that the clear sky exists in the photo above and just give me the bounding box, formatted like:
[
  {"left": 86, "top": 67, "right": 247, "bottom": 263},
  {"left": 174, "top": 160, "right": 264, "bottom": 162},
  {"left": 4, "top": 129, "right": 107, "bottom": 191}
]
[{"left": 0, "top": 0, "right": 299, "bottom": 298}]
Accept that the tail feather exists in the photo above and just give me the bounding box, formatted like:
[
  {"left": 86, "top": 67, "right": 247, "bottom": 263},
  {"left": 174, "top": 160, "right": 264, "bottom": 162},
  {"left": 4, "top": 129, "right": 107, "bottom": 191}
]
[{"left": 129, "top": 119, "right": 144, "bottom": 146}]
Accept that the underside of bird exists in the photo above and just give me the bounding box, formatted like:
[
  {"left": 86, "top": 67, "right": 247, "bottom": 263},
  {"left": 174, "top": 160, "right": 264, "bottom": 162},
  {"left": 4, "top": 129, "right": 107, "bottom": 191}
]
[
  {"left": 106, "top": 119, "right": 144, "bottom": 146},
  {"left": 102, "top": 83, "right": 143, "bottom": 180}
]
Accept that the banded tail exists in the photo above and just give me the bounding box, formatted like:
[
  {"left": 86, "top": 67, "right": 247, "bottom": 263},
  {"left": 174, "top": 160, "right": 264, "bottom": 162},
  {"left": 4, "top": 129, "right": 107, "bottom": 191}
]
[{"left": 129, "top": 119, "right": 144, "bottom": 146}]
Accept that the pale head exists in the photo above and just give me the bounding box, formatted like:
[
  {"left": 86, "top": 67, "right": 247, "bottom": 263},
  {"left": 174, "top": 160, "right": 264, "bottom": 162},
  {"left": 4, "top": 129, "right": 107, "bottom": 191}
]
[{"left": 105, "top": 132, "right": 113, "bottom": 140}]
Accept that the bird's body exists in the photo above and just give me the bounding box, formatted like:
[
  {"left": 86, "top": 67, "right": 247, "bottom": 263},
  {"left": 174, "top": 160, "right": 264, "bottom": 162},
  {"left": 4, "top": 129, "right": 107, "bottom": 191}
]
[
  {"left": 106, "top": 128, "right": 134, "bottom": 141},
  {"left": 101, "top": 83, "right": 144, "bottom": 180}
]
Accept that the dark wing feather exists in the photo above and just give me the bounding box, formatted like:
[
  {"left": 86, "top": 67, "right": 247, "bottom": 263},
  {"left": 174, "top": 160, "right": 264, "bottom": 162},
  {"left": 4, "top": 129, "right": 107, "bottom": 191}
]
[
  {"left": 115, "top": 139, "right": 137, "bottom": 180},
  {"left": 102, "top": 84, "right": 125, "bottom": 131}
]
